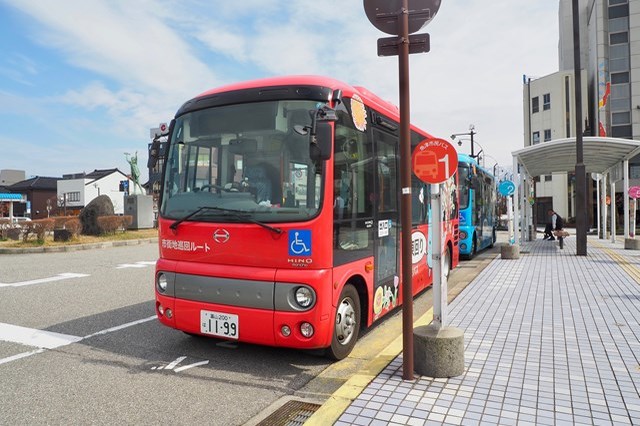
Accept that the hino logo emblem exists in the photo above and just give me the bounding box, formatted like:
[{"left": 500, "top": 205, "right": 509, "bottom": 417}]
[{"left": 213, "top": 229, "right": 230, "bottom": 243}]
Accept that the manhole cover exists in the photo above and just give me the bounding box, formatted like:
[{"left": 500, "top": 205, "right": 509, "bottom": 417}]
[{"left": 258, "top": 400, "right": 321, "bottom": 426}]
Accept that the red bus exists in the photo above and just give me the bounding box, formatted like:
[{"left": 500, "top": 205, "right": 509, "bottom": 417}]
[{"left": 153, "top": 76, "right": 459, "bottom": 359}]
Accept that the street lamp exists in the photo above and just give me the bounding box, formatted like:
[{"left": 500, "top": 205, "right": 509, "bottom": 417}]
[
  {"left": 455, "top": 137, "right": 485, "bottom": 163},
  {"left": 451, "top": 124, "right": 477, "bottom": 158},
  {"left": 479, "top": 153, "right": 500, "bottom": 175}
]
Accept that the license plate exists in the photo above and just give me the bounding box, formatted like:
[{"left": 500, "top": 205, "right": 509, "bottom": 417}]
[{"left": 200, "top": 310, "right": 239, "bottom": 339}]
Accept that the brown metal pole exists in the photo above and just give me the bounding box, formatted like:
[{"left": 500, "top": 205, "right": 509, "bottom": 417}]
[
  {"left": 572, "top": 0, "right": 587, "bottom": 255},
  {"left": 399, "top": 0, "right": 414, "bottom": 381}
]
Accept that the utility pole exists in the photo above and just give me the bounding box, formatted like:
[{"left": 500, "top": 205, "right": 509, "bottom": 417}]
[{"left": 572, "top": 0, "right": 587, "bottom": 255}]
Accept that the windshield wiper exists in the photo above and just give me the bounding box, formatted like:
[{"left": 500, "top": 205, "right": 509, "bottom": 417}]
[
  {"left": 169, "top": 206, "right": 215, "bottom": 230},
  {"left": 169, "top": 206, "right": 283, "bottom": 235}
]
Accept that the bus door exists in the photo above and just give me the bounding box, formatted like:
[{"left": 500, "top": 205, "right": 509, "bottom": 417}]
[{"left": 372, "top": 128, "right": 400, "bottom": 308}]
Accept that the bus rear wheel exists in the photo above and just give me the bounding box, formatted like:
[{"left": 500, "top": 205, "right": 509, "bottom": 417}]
[
  {"left": 326, "top": 284, "right": 360, "bottom": 360},
  {"left": 472, "top": 234, "right": 478, "bottom": 257}
]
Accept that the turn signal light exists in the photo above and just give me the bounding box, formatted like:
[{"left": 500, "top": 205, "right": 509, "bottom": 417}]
[{"left": 365, "top": 262, "right": 374, "bottom": 273}]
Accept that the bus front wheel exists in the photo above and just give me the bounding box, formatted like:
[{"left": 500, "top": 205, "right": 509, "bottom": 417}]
[{"left": 326, "top": 284, "right": 361, "bottom": 360}]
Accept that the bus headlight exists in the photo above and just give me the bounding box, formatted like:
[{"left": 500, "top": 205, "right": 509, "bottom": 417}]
[
  {"left": 157, "top": 273, "right": 168, "bottom": 293},
  {"left": 295, "top": 287, "right": 315, "bottom": 308},
  {"left": 460, "top": 231, "right": 468, "bottom": 240}
]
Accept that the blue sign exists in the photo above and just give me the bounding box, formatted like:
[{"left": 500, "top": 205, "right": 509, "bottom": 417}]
[
  {"left": 498, "top": 180, "right": 516, "bottom": 196},
  {"left": 289, "top": 230, "right": 311, "bottom": 256},
  {"left": 0, "top": 193, "right": 23, "bottom": 201}
]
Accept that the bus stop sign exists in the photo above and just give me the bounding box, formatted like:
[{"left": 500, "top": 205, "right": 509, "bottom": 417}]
[
  {"left": 364, "top": 0, "right": 441, "bottom": 35},
  {"left": 412, "top": 137, "right": 458, "bottom": 184},
  {"left": 499, "top": 181, "right": 516, "bottom": 196}
]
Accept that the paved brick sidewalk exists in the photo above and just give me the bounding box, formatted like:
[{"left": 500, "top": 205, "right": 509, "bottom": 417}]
[{"left": 335, "top": 237, "right": 640, "bottom": 425}]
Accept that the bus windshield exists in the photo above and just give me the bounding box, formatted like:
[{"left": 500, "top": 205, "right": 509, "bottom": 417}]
[
  {"left": 458, "top": 164, "right": 471, "bottom": 210},
  {"left": 160, "top": 100, "right": 324, "bottom": 223}
]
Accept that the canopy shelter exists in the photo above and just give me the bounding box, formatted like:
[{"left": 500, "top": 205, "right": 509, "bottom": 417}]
[
  {"left": 510, "top": 137, "right": 640, "bottom": 248},
  {"left": 0, "top": 193, "right": 26, "bottom": 222}
]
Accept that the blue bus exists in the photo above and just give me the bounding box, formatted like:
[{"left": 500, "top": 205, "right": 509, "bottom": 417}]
[{"left": 457, "top": 154, "right": 496, "bottom": 259}]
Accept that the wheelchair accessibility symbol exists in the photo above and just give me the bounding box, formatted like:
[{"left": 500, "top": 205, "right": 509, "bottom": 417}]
[{"left": 289, "top": 230, "right": 311, "bottom": 256}]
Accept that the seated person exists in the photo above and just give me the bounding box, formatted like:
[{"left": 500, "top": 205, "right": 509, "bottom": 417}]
[{"left": 244, "top": 164, "right": 273, "bottom": 203}]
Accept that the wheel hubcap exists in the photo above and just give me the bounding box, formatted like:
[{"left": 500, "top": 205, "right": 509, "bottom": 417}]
[{"left": 335, "top": 297, "right": 356, "bottom": 346}]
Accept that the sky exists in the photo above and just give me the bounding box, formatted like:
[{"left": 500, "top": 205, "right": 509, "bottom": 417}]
[{"left": 0, "top": 0, "right": 560, "bottom": 182}]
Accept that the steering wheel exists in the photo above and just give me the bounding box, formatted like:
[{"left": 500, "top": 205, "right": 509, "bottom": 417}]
[{"left": 199, "top": 184, "right": 224, "bottom": 193}]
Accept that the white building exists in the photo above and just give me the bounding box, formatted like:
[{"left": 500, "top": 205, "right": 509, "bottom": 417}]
[
  {"left": 524, "top": 0, "right": 640, "bottom": 227},
  {"left": 523, "top": 70, "right": 589, "bottom": 223},
  {"left": 57, "top": 169, "right": 131, "bottom": 215}
]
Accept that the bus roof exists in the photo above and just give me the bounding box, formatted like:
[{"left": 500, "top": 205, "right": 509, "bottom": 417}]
[
  {"left": 184, "top": 75, "right": 434, "bottom": 139},
  {"left": 458, "top": 153, "right": 495, "bottom": 177}
]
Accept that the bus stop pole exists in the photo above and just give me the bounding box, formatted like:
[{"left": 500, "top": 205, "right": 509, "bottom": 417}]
[
  {"left": 431, "top": 184, "right": 444, "bottom": 327},
  {"left": 398, "top": 0, "right": 414, "bottom": 381}
]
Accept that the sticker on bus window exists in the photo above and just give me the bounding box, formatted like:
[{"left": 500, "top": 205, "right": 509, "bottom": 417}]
[
  {"left": 350, "top": 94, "right": 367, "bottom": 132},
  {"left": 288, "top": 230, "right": 311, "bottom": 256},
  {"left": 378, "top": 220, "right": 390, "bottom": 237}
]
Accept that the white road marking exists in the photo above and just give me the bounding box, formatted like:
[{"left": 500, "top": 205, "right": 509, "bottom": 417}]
[
  {"left": 82, "top": 316, "right": 156, "bottom": 339},
  {"left": 0, "top": 349, "right": 45, "bottom": 366},
  {"left": 0, "top": 315, "right": 156, "bottom": 366},
  {"left": 151, "top": 356, "right": 210, "bottom": 373},
  {"left": 174, "top": 360, "right": 209, "bottom": 372},
  {"left": 115, "top": 261, "right": 156, "bottom": 269},
  {"left": 0, "top": 273, "right": 90, "bottom": 288},
  {"left": 0, "top": 323, "right": 83, "bottom": 349},
  {"left": 164, "top": 356, "right": 187, "bottom": 370}
]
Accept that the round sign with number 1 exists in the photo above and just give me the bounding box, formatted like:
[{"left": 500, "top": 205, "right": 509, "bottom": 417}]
[{"left": 412, "top": 137, "right": 458, "bottom": 184}]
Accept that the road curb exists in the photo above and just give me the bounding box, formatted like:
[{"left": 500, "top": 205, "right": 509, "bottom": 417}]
[
  {"left": 305, "top": 309, "right": 435, "bottom": 426},
  {"left": 0, "top": 238, "right": 158, "bottom": 254}
]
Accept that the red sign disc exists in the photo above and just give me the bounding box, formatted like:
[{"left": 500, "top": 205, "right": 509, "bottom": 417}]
[
  {"left": 629, "top": 186, "right": 640, "bottom": 199},
  {"left": 412, "top": 137, "right": 458, "bottom": 184}
]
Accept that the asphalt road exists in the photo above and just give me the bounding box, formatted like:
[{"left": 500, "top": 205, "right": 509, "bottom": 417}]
[{"left": 0, "top": 238, "right": 503, "bottom": 425}]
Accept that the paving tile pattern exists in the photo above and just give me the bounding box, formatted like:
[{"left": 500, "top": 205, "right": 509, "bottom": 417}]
[{"left": 336, "top": 237, "right": 640, "bottom": 425}]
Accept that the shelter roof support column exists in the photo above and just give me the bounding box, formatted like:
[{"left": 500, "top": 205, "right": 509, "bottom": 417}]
[
  {"left": 602, "top": 173, "right": 608, "bottom": 239},
  {"left": 611, "top": 178, "right": 616, "bottom": 243},
  {"left": 521, "top": 170, "right": 527, "bottom": 242},
  {"left": 624, "top": 160, "right": 629, "bottom": 239},
  {"left": 513, "top": 155, "right": 520, "bottom": 245},
  {"left": 596, "top": 174, "right": 601, "bottom": 238}
]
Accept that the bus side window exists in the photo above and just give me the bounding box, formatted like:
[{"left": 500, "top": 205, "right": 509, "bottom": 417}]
[{"left": 333, "top": 104, "right": 374, "bottom": 253}]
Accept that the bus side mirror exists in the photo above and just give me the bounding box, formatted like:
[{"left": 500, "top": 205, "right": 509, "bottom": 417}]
[
  {"left": 301, "top": 105, "right": 336, "bottom": 162},
  {"left": 311, "top": 122, "right": 332, "bottom": 161},
  {"left": 147, "top": 140, "right": 160, "bottom": 168}
]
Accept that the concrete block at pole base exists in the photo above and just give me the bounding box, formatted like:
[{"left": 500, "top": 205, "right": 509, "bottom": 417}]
[
  {"left": 624, "top": 238, "right": 640, "bottom": 250},
  {"left": 413, "top": 325, "right": 464, "bottom": 378},
  {"left": 501, "top": 244, "right": 520, "bottom": 259}
]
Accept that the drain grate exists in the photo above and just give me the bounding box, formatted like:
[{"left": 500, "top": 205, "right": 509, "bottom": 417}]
[{"left": 257, "top": 400, "right": 321, "bottom": 426}]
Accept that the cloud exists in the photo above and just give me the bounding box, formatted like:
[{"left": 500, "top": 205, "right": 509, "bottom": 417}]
[
  {"left": 0, "top": 53, "right": 39, "bottom": 86},
  {"left": 4, "top": 0, "right": 217, "bottom": 95},
  {"left": 0, "top": 0, "right": 560, "bottom": 177}
]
